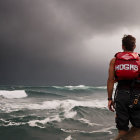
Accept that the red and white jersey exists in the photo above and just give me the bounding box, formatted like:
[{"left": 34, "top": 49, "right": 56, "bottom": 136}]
[{"left": 115, "top": 52, "right": 140, "bottom": 80}]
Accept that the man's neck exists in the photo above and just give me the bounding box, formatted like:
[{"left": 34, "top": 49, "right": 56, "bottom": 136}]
[{"left": 123, "top": 50, "right": 134, "bottom": 52}]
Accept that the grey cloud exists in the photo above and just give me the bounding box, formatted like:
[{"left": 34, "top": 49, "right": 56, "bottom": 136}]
[
  {"left": 0, "top": 0, "right": 140, "bottom": 85},
  {"left": 51, "top": 0, "right": 140, "bottom": 34}
]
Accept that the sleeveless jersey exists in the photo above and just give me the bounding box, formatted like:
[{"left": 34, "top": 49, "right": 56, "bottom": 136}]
[{"left": 114, "top": 52, "right": 140, "bottom": 80}]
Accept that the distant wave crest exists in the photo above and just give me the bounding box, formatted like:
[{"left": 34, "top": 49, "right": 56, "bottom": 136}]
[
  {"left": 52, "top": 85, "right": 107, "bottom": 91},
  {"left": 0, "top": 90, "right": 27, "bottom": 99},
  {"left": 0, "top": 85, "right": 107, "bottom": 96}
]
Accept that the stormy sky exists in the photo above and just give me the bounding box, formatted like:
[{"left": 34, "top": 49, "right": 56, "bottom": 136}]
[{"left": 1, "top": 0, "right": 140, "bottom": 86}]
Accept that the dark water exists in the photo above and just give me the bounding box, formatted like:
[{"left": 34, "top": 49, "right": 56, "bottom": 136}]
[{"left": 0, "top": 85, "right": 117, "bottom": 140}]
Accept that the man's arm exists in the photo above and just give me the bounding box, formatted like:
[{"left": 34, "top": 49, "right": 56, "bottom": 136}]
[{"left": 107, "top": 58, "right": 116, "bottom": 112}]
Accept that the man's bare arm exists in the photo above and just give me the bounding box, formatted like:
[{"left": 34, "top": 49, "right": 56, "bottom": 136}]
[
  {"left": 107, "top": 58, "right": 116, "bottom": 99},
  {"left": 107, "top": 58, "right": 116, "bottom": 112}
]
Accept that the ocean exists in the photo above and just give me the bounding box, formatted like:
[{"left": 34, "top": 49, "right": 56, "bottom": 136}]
[{"left": 0, "top": 85, "right": 117, "bottom": 140}]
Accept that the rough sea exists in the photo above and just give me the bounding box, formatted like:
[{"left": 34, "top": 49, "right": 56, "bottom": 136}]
[{"left": 0, "top": 85, "right": 117, "bottom": 140}]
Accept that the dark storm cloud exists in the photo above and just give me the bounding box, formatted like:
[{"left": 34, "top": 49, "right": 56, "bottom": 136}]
[
  {"left": 0, "top": 0, "right": 140, "bottom": 85},
  {"left": 51, "top": 0, "right": 140, "bottom": 35}
]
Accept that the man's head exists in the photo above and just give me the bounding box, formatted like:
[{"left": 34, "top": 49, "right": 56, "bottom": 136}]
[{"left": 122, "top": 35, "right": 136, "bottom": 51}]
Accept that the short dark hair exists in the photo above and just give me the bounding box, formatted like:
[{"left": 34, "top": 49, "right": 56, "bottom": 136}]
[{"left": 122, "top": 35, "right": 136, "bottom": 51}]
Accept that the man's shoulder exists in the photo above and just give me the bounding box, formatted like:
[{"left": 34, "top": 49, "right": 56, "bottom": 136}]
[{"left": 110, "top": 57, "right": 116, "bottom": 65}]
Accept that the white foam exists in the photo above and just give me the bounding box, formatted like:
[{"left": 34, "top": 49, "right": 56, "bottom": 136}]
[
  {"left": 0, "top": 118, "right": 26, "bottom": 126},
  {"left": 28, "top": 115, "right": 61, "bottom": 128},
  {"left": 34, "top": 99, "right": 107, "bottom": 118},
  {"left": 0, "top": 90, "right": 27, "bottom": 99},
  {"left": 61, "top": 126, "right": 115, "bottom": 134},
  {"left": 18, "top": 100, "right": 77, "bottom": 118},
  {"left": 78, "top": 118, "right": 102, "bottom": 126},
  {"left": 64, "top": 85, "right": 89, "bottom": 90},
  {"left": 38, "top": 99, "right": 107, "bottom": 110},
  {"left": 64, "top": 110, "right": 77, "bottom": 119},
  {"left": 90, "top": 126, "right": 115, "bottom": 134},
  {"left": 53, "top": 85, "right": 108, "bottom": 90},
  {"left": 0, "top": 99, "right": 107, "bottom": 116},
  {"left": 65, "top": 135, "right": 72, "bottom": 140},
  {"left": 96, "top": 86, "right": 107, "bottom": 89}
]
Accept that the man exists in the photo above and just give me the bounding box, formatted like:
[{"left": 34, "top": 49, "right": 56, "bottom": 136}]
[{"left": 107, "top": 35, "right": 140, "bottom": 139}]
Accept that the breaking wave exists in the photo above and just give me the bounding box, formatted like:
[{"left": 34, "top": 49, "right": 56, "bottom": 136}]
[
  {"left": 0, "top": 85, "right": 107, "bottom": 93},
  {"left": 52, "top": 85, "right": 107, "bottom": 91},
  {"left": 0, "top": 90, "right": 27, "bottom": 99},
  {"left": 0, "top": 99, "right": 107, "bottom": 113}
]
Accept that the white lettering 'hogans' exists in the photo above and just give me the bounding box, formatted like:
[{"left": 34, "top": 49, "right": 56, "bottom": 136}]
[{"left": 115, "top": 64, "right": 138, "bottom": 71}]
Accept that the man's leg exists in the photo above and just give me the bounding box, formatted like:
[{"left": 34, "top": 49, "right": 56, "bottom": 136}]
[
  {"left": 114, "top": 130, "right": 128, "bottom": 140},
  {"left": 114, "top": 89, "right": 130, "bottom": 139},
  {"left": 118, "top": 130, "right": 128, "bottom": 137}
]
